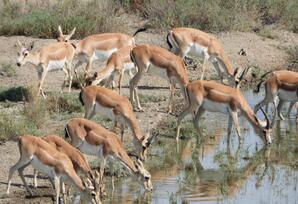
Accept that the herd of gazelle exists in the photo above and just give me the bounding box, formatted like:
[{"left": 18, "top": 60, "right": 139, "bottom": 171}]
[{"left": 9, "top": 25, "right": 298, "bottom": 203}]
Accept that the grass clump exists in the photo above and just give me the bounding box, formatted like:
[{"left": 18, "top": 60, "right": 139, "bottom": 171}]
[
  {"left": 0, "top": 0, "right": 125, "bottom": 38},
  {"left": 0, "top": 63, "right": 16, "bottom": 77},
  {"left": 0, "top": 86, "right": 30, "bottom": 102},
  {"left": 125, "top": 0, "right": 298, "bottom": 33},
  {"left": 46, "top": 92, "right": 83, "bottom": 113}
]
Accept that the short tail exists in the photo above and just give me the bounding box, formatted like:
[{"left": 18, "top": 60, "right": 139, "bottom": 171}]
[
  {"left": 253, "top": 70, "right": 274, "bottom": 93},
  {"left": 64, "top": 124, "right": 70, "bottom": 139},
  {"left": 166, "top": 32, "right": 173, "bottom": 50},
  {"left": 132, "top": 27, "right": 148, "bottom": 37},
  {"left": 79, "top": 89, "right": 84, "bottom": 106}
]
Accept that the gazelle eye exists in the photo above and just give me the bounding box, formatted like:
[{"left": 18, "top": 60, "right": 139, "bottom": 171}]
[{"left": 24, "top": 53, "right": 28, "bottom": 56}]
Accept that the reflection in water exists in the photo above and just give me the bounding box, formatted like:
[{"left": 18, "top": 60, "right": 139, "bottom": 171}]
[{"left": 102, "top": 92, "right": 298, "bottom": 204}]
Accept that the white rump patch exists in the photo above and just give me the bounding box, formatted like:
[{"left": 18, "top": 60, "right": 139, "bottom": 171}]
[
  {"left": 188, "top": 43, "right": 209, "bottom": 59},
  {"left": 92, "top": 48, "right": 117, "bottom": 61}
]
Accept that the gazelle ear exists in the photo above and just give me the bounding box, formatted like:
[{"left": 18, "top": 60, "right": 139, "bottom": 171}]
[
  {"left": 58, "top": 25, "right": 63, "bottom": 36},
  {"left": 27, "top": 41, "right": 34, "bottom": 51},
  {"left": 69, "top": 27, "right": 76, "bottom": 38},
  {"left": 16, "top": 40, "right": 24, "bottom": 48}
]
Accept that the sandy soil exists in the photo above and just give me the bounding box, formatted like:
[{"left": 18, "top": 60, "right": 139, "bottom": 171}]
[{"left": 0, "top": 23, "right": 297, "bottom": 203}]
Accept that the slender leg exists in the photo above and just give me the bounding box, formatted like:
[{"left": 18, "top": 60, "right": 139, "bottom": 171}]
[
  {"left": 167, "top": 84, "right": 176, "bottom": 114},
  {"left": 109, "top": 162, "right": 115, "bottom": 190},
  {"left": 7, "top": 158, "right": 31, "bottom": 195},
  {"left": 54, "top": 176, "right": 60, "bottom": 204},
  {"left": 33, "top": 169, "right": 38, "bottom": 188},
  {"left": 287, "top": 101, "right": 296, "bottom": 118},
  {"left": 61, "top": 65, "right": 69, "bottom": 93},
  {"left": 211, "top": 60, "right": 224, "bottom": 82},
  {"left": 61, "top": 181, "right": 66, "bottom": 204},
  {"left": 176, "top": 104, "right": 197, "bottom": 141},
  {"left": 227, "top": 115, "right": 233, "bottom": 138},
  {"left": 99, "top": 158, "right": 107, "bottom": 182},
  {"left": 85, "top": 57, "right": 93, "bottom": 77},
  {"left": 18, "top": 163, "right": 33, "bottom": 195},
  {"left": 118, "top": 71, "right": 124, "bottom": 95},
  {"left": 277, "top": 100, "right": 285, "bottom": 120},
  {"left": 66, "top": 62, "right": 73, "bottom": 93},
  {"left": 228, "top": 108, "right": 242, "bottom": 143},
  {"left": 200, "top": 56, "right": 208, "bottom": 80},
  {"left": 130, "top": 68, "right": 145, "bottom": 111},
  {"left": 193, "top": 108, "right": 206, "bottom": 142}
]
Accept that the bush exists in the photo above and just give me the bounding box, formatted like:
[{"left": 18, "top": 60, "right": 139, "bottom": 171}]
[
  {"left": 0, "top": 86, "right": 30, "bottom": 102},
  {"left": 0, "top": 0, "right": 125, "bottom": 38},
  {"left": 125, "top": 0, "right": 298, "bottom": 33}
]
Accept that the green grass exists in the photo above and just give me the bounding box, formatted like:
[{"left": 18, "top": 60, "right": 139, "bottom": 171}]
[
  {"left": 0, "top": 0, "right": 125, "bottom": 38},
  {"left": 0, "top": 63, "right": 16, "bottom": 77}
]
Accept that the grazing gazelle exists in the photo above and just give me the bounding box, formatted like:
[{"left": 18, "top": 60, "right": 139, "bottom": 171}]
[
  {"left": 57, "top": 26, "right": 146, "bottom": 77},
  {"left": 176, "top": 80, "right": 272, "bottom": 144},
  {"left": 65, "top": 118, "right": 154, "bottom": 191},
  {"left": 167, "top": 27, "right": 240, "bottom": 85},
  {"left": 6, "top": 135, "right": 101, "bottom": 204},
  {"left": 32, "top": 134, "right": 105, "bottom": 200},
  {"left": 85, "top": 45, "right": 136, "bottom": 94},
  {"left": 79, "top": 85, "right": 154, "bottom": 161},
  {"left": 16, "top": 40, "right": 76, "bottom": 98},
  {"left": 130, "top": 44, "right": 189, "bottom": 113},
  {"left": 254, "top": 70, "right": 298, "bottom": 121}
]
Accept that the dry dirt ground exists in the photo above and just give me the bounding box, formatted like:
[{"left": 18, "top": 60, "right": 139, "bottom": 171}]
[{"left": 0, "top": 27, "right": 297, "bottom": 203}]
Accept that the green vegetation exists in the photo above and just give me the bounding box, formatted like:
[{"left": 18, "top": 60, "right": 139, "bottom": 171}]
[
  {"left": 0, "top": 63, "right": 16, "bottom": 77},
  {"left": 123, "top": 0, "right": 298, "bottom": 33},
  {"left": 0, "top": 0, "right": 125, "bottom": 38}
]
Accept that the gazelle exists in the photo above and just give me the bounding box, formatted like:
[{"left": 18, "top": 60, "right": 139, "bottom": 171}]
[
  {"left": 176, "top": 80, "right": 272, "bottom": 144},
  {"left": 6, "top": 135, "right": 101, "bottom": 204},
  {"left": 254, "top": 70, "right": 298, "bottom": 121},
  {"left": 85, "top": 45, "right": 136, "bottom": 94},
  {"left": 65, "top": 118, "right": 154, "bottom": 191},
  {"left": 79, "top": 85, "right": 153, "bottom": 161},
  {"left": 57, "top": 26, "right": 147, "bottom": 77},
  {"left": 16, "top": 40, "right": 76, "bottom": 98},
  {"left": 130, "top": 44, "right": 189, "bottom": 113},
  {"left": 167, "top": 27, "right": 240, "bottom": 85},
  {"left": 57, "top": 25, "right": 76, "bottom": 43}
]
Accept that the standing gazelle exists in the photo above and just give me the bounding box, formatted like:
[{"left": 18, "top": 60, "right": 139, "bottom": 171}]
[
  {"left": 130, "top": 44, "right": 189, "bottom": 113},
  {"left": 65, "top": 118, "right": 154, "bottom": 191},
  {"left": 16, "top": 40, "right": 76, "bottom": 98},
  {"left": 57, "top": 26, "right": 146, "bottom": 77},
  {"left": 86, "top": 45, "right": 136, "bottom": 94},
  {"left": 6, "top": 135, "right": 101, "bottom": 204},
  {"left": 79, "top": 85, "right": 153, "bottom": 161},
  {"left": 167, "top": 27, "right": 240, "bottom": 85},
  {"left": 254, "top": 70, "right": 298, "bottom": 121},
  {"left": 176, "top": 80, "right": 272, "bottom": 144}
]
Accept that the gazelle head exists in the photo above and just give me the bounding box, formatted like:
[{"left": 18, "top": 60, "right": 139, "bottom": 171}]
[
  {"left": 16, "top": 40, "right": 34, "bottom": 67},
  {"left": 234, "top": 66, "right": 250, "bottom": 88},
  {"left": 85, "top": 72, "right": 99, "bottom": 86},
  {"left": 138, "top": 132, "right": 157, "bottom": 161},
  {"left": 133, "top": 158, "right": 153, "bottom": 191},
  {"left": 57, "top": 25, "right": 76, "bottom": 42},
  {"left": 81, "top": 174, "right": 102, "bottom": 204},
  {"left": 256, "top": 108, "right": 272, "bottom": 144}
]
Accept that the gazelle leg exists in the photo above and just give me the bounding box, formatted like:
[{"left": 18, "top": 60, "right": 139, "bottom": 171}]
[
  {"left": 227, "top": 115, "right": 233, "bottom": 139},
  {"left": 54, "top": 176, "right": 60, "bottom": 204},
  {"left": 84, "top": 104, "right": 96, "bottom": 119},
  {"left": 118, "top": 71, "right": 124, "bottom": 95},
  {"left": 61, "top": 181, "right": 66, "bottom": 204},
  {"left": 287, "top": 101, "right": 296, "bottom": 118},
  {"left": 33, "top": 169, "right": 38, "bottom": 188},
  {"left": 130, "top": 68, "right": 145, "bottom": 111},
  {"left": 193, "top": 108, "right": 205, "bottom": 136},
  {"left": 167, "top": 84, "right": 176, "bottom": 114},
  {"left": 109, "top": 162, "right": 115, "bottom": 190},
  {"left": 85, "top": 57, "right": 93, "bottom": 77},
  {"left": 99, "top": 158, "right": 107, "bottom": 182},
  {"left": 176, "top": 104, "right": 197, "bottom": 141},
  {"left": 18, "top": 163, "right": 33, "bottom": 196},
  {"left": 7, "top": 158, "right": 31, "bottom": 195},
  {"left": 228, "top": 108, "right": 242, "bottom": 143},
  {"left": 277, "top": 100, "right": 285, "bottom": 120},
  {"left": 200, "top": 56, "right": 208, "bottom": 80}
]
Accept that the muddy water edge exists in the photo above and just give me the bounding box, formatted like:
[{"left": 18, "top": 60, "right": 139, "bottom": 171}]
[{"left": 103, "top": 90, "right": 298, "bottom": 204}]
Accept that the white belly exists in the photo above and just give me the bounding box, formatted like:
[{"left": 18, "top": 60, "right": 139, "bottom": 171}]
[
  {"left": 148, "top": 64, "right": 168, "bottom": 80},
  {"left": 79, "top": 140, "right": 104, "bottom": 158},
  {"left": 278, "top": 89, "right": 298, "bottom": 101},
  {"left": 94, "top": 102, "right": 115, "bottom": 121},
  {"left": 123, "top": 62, "right": 135, "bottom": 72},
  {"left": 188, "top": 43, "right": 208, "bottom": 58},
  {"left": 31, "top": 156, "right": 56, "bottom": 178},
  {"left": 202, "top": 99, "right": 229, "bottom": 114},
  {"left": 48, "top": 59, "right": 66, "bottom": 71},
  {"left": 92, "top": 49, "right": 117, "bottom": 61}
]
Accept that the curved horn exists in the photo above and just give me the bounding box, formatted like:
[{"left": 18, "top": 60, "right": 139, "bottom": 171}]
[{"left": 260, "top": 107, "right": 270, "bottom": 129}]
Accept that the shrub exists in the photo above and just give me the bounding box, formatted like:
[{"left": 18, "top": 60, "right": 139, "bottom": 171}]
[
  {"left": 0, "top": 86, "right": 30, "bottom": 102},
  {"left": 0, "top": 0, "right": 125, "bottom": 38}
]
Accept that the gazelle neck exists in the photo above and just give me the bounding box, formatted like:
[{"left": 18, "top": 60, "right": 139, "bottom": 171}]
[{"left": 27, "top": 52, "right": 40, "bottom": 66}]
